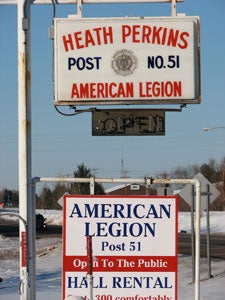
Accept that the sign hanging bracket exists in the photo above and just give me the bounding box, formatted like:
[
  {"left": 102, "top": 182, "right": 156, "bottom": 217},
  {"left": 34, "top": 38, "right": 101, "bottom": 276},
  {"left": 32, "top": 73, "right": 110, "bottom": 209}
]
[
  {"left": 171, "top": 0, "right": 177, "bottom": 16},
  {"left": 67, "top": 0, "right": 83, "bottom": 19},
  {"left": 54, "top": 105, "right": 99, "bottom": 116},
  {"left": 77, "top": 0, "right": 82, "bottom": 18}
]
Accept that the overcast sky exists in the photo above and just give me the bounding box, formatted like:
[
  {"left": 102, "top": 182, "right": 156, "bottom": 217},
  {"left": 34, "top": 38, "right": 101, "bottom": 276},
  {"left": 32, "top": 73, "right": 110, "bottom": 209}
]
[{"left": 0, "top": 0, "right": 225, "bottom": 192}]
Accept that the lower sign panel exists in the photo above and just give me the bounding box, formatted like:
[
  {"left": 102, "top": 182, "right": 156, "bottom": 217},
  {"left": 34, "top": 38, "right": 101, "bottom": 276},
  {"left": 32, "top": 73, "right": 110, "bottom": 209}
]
[
  {"left": 92, "top": 109, "right": 165, "bottom": 136},
  {"left": 62, "top": 195, "right": 178, "bottom": 300}
]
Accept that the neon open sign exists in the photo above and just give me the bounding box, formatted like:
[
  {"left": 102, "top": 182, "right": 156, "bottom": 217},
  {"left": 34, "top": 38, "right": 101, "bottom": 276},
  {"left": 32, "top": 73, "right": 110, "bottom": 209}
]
[{"left": 54, "top": 17, "right": 200, "bottom": 106}]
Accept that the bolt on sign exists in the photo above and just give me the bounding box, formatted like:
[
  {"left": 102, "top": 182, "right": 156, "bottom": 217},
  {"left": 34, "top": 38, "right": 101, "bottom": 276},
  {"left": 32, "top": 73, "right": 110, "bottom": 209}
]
[
  {"left": 92, "top": 109, "right": 165, "bottom": 136},
  {"left": 53, "top": 16, "right": 200, "bottom": 106},
  {"left": 62, "top": 195, "right": 178, "bottom": 300}
]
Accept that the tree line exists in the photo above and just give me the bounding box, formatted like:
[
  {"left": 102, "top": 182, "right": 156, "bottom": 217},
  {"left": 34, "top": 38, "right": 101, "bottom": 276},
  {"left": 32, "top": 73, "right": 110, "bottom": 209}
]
[
  {"left": 0, "top": 158, "right": 224, "bottom": 210},
  {"left": 36, "top": 164, "right": 105, "bottom": 210}
]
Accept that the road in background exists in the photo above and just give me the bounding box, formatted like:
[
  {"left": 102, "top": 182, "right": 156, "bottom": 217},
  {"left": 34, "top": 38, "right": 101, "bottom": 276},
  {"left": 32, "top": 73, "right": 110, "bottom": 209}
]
[{"left": 0, "top": 220, "right": 224, "bottom": 259}]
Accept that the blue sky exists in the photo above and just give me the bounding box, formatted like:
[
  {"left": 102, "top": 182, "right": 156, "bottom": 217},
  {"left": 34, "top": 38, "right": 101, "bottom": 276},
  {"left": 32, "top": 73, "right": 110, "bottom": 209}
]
[{"left": 1, "top": 0, "right": 225, "bottom": 192}]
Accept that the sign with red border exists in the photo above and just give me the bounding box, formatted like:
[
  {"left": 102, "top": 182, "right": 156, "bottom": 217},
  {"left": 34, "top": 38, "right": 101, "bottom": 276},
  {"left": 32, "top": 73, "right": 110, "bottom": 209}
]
[
  {"left": 62, "top": 195, "right": 178, "bottom": 300},
  {"left": 54, "top": 17, "right": 200, "bottom": 106}
]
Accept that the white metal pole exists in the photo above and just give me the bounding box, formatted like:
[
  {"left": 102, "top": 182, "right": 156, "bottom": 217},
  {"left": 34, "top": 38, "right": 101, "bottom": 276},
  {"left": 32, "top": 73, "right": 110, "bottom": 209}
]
[
  {"left": 18, "top": 1, "right": 35, "bottom": 300},
  {"left": 191, "top": 185, "right": 195, "bottom": 282},
  {"left": 0, "top": 0, "right": 184, "bottom": 4},
  {"left": 90, "top": 176, "right": 95, "bottom": 195},
  {"left": 0, "top": 212, "right": 28, "bottom": 298},
  {"left": 171, "top": 0, "right": 177, "bottom": 16},
  {"left": 194, "top": 179, "right": 201, "bottom": 300}
]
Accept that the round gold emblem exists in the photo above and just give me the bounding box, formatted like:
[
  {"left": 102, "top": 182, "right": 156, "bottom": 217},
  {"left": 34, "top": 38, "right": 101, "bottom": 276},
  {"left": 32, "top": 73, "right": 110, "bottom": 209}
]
[{"left": 111, "top": 49, "right": 137, "bottom": 76}]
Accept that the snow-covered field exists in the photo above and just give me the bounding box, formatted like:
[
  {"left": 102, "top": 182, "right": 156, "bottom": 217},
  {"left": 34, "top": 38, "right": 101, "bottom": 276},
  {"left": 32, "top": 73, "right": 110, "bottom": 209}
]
[{"left": 0, "top": 210, "right": 225, "bottom": 299}]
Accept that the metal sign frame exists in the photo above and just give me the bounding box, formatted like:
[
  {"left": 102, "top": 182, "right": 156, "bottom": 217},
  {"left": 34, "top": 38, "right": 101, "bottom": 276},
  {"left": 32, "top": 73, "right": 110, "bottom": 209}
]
[{"left": 0, "top": 0, "right": 183, "bottom": 4}]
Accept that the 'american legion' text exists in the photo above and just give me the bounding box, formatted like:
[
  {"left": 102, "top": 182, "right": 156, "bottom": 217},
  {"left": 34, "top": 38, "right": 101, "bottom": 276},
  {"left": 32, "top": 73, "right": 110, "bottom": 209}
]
[
  {"left": 70, "top": 81, "right": 182, "bottom": 99},
  {"left": 69, "top": 203, "right": 171, "bottom": 238}
]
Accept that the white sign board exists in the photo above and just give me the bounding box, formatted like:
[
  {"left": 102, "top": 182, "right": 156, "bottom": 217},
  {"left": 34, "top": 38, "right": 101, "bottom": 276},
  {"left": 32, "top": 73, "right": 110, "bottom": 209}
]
[
  {"left": 54, "top": 17, "right": 200, "bottom": 106},
  {"left": 63, "top": 195, "right": 178, "bottom": 300}
]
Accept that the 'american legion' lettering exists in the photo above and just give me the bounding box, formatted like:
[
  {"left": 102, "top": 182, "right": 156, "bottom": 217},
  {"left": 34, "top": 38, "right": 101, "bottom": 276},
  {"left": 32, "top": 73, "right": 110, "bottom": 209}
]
[
  {"left": 69, "top": 203, "right": 171, "bottom": 238},
  {"left": 70, "top": 81, "right": 182, "bottom": 99}
]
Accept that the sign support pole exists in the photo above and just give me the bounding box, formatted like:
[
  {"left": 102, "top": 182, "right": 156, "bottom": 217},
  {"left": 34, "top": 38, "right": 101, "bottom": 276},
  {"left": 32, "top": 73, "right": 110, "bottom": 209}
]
[
  {"left": 171, "top": 0, "right": 177, "bottom": 16},
  {"left": 191, "top": 185, "right": 195, "bottom": 282},
  {"left": 18, "top": 1, "right": 35, "bottom": 300},
  {"left": 206, "top": 184, "right": 212, "bottom": 279},
  {"left": 194, "top": 179, "right": 201, "bottom": 300}
]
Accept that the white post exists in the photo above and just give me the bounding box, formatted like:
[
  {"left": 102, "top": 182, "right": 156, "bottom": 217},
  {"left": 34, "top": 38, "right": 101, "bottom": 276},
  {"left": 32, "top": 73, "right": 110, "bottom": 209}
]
[
  {"left": 18, "top": 1, "right": 35, "bottom": 300},
  {"left": 194, "top": 179, "right": 201, "bottom": 300},
  {"left": 90, "top": 177, "right": 95, "bottom": 195},
  {"left": 171, "top": 0, "right": 177, "bottom": 16}
]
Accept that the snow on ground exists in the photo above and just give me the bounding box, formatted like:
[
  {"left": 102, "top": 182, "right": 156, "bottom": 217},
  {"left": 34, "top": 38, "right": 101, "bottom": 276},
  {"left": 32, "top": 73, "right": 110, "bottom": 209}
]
[
  {"left": 0, "top": 209, "right": 225, "bottom": 299},
  {"left": 2, "top": 209, "right": 225, "bottom": 235}
]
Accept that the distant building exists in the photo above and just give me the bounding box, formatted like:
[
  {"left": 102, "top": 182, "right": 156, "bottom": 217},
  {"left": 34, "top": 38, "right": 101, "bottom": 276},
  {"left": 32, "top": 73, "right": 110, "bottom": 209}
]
[
  {"left": 105, "top": 184, "right": 157, "bottom": 196},
  {"left": 105, "top": 184, "right": 192, "bottom": 211}
]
